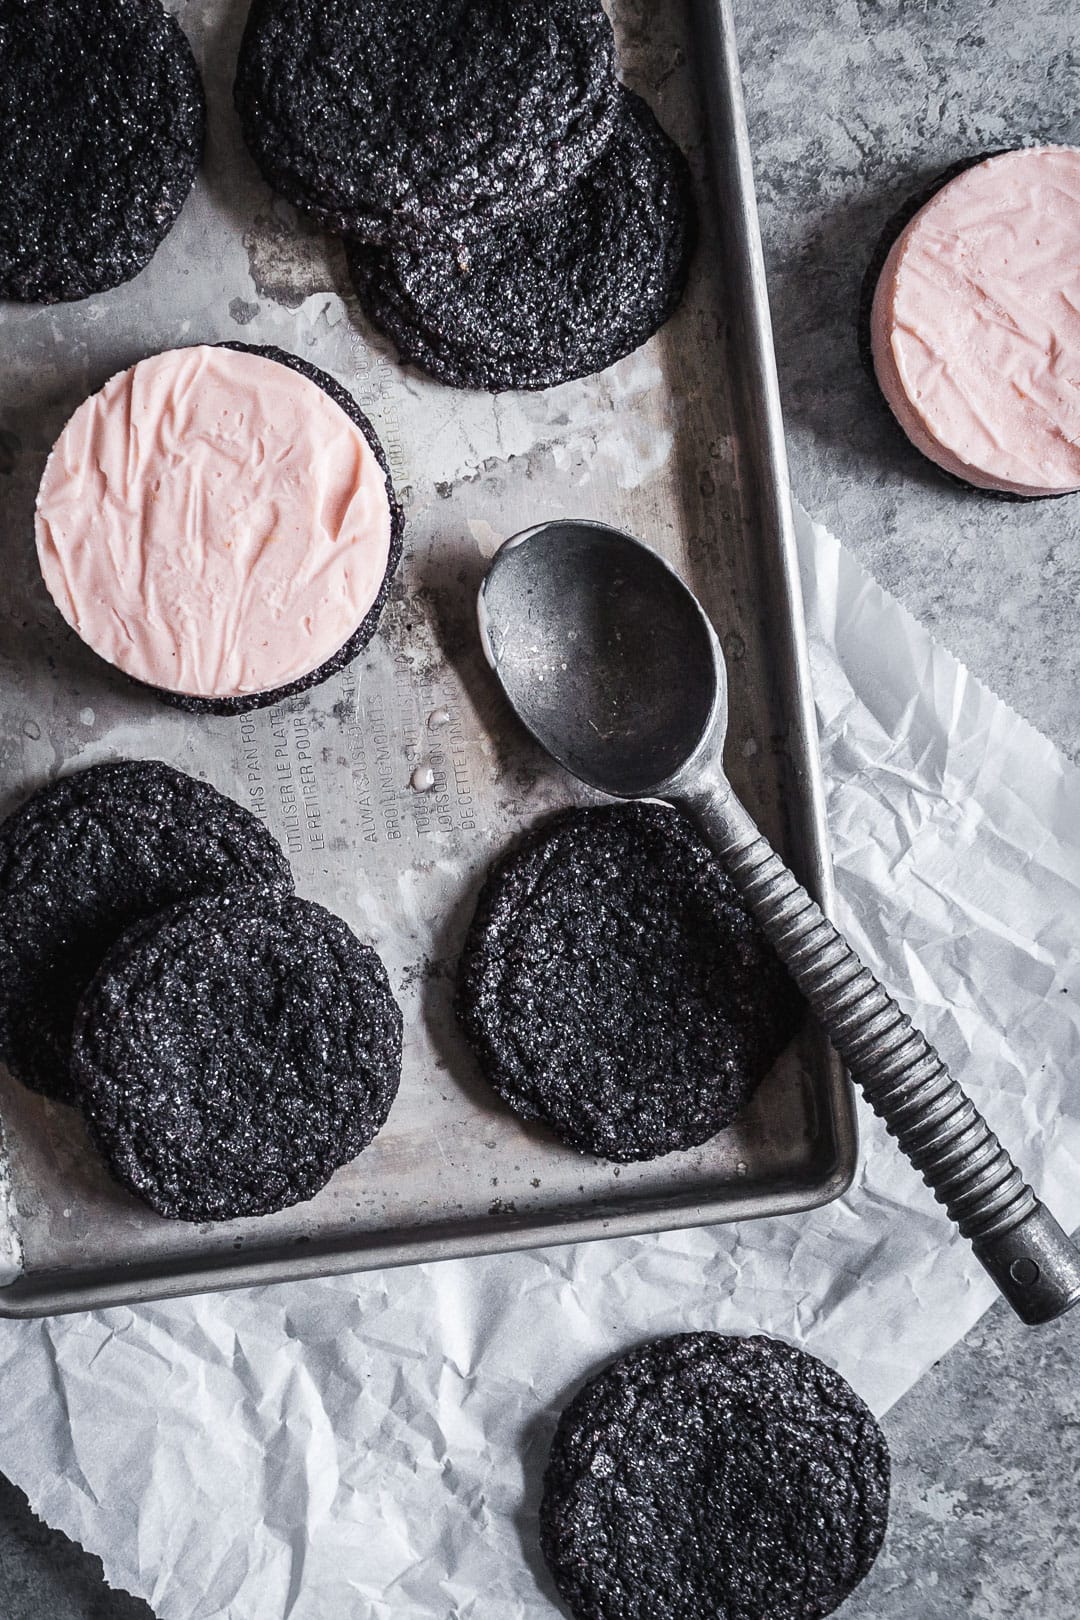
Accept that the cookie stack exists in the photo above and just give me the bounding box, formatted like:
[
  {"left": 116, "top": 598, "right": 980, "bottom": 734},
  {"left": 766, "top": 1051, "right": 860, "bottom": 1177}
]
[
  {"left": 234, "top": 0, "right": 696, "bottom": 391},
  {"left": 0, "top": 761, "right": 402, "bottom": 1222}
]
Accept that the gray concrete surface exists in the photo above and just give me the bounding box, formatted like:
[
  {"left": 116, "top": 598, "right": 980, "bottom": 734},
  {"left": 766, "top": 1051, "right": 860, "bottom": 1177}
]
[
  {"left": 0, "top": 1472, "right": 152, "bottom": 1619},
  {"left": 0, "top": 0, "right": 1077, "bottom": 1614}
]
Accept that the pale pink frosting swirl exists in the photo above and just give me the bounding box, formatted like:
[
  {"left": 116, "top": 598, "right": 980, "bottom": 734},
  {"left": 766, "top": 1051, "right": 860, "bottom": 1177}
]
[
  {"left": 35, "top": 345, "right": 393, "bottom": 698},
  {"left": 871, "top": 146, "right": 1080, "bottom": 496}
]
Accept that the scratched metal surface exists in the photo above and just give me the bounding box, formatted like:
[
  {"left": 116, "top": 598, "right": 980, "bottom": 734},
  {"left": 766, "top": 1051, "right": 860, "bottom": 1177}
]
[{"left": 0, "top": 0, "right": 852, "bottom": 1314}]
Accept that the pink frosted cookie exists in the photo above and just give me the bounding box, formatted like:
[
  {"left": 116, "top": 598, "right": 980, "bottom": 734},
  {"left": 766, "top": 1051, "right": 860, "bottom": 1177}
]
[
  {"left": 870, "top": 146, "right": 1080, "bottom": 498},
  {"left": 35, "top": 343, "right": 403, "bottom": 714}
]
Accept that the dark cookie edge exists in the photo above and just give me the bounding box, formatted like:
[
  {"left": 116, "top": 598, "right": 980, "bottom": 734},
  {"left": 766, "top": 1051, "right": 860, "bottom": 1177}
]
[{"left": 347, "top": 90, "right": 696, "bottom": 393}]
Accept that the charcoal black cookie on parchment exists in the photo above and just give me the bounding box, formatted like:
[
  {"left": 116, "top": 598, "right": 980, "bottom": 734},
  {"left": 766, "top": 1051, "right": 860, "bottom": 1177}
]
[
  {"left": 160, "top": 343, "right": 405, "bottom": 716},
  {"left": 0, "top": 0, "right": 204, "bottom": 302},
  {"left": 72, "top": 891, "right": 403, "bottom": 1222},
  {"left": 234, "top": 0, "right": 619, "bottom": 245},
  {"left": 455, "top": 803, "right": 802, "bottom": 1161},
  {"left": 540, "top": 1333, "right": 890, "bottom": 1620},
  {"left": 348, "top": 88, "right": 696, "bottom": 392},
  {"left": 0, "top": 760, "right": 293, "bottom": 1104}
]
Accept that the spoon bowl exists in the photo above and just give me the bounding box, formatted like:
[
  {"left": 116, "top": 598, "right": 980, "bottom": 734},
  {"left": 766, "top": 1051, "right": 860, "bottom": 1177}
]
[{"left": 479, "top": 520, "right": 725, "bottom": 798}]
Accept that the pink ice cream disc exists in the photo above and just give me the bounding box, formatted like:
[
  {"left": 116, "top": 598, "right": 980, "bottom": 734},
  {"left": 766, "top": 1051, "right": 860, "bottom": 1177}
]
[
  {"left": 35, "top": 345, "right": 395, "bottom": 702},
  {"left": 870, "top": 146, "right": 1080, "bottom": 497}
]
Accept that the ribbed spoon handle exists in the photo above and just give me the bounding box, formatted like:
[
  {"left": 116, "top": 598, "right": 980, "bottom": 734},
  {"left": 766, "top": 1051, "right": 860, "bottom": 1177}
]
[{"left": 683, "top": 785, "right": 1080, "bottom": 1325}]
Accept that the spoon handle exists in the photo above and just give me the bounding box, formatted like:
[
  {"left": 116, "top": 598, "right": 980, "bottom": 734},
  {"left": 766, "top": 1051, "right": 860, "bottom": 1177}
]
[{"left": 681, "top": 784, "right": 1080, "bottom": 1325}]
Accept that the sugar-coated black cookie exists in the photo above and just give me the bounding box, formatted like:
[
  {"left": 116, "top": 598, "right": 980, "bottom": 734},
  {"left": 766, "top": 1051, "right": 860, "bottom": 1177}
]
[
  {"left": 540, "top": 1334, "right": 890, "bottom": 1620},
  {"left": 73, "top": 890, "right": 403, "bottom": 1222},
  {"left": 455, "top": 803, "right": 801, "bottom": 1160},
  {"left": 0, "top": 0, "right": 204, "bottom": 303},
  {"left": 154, "top": 342, "right": 405, "bottom": 716},
  {"left": 348, "top": 89, "right": 696, "bottom": 392},
  {"left": 858, "top": 149, "right": 1066, "bottom": 502},
  {"left": 0, "top": 761, "right": 293, "bottom": 1104},
  {"left": 234, "top": 0, "right": 619, "bottom": 246}
]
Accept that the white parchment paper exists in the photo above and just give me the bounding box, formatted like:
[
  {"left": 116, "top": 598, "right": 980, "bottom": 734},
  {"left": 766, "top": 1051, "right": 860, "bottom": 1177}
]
[{"left": 0, "top": 503, "right": 1077, "bottom": 1620}]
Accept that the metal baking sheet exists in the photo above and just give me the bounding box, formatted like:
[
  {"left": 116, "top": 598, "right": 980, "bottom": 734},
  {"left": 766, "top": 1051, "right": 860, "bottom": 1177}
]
[{"left": 0, "top": 0, "right": 856, "bottom": 1317}]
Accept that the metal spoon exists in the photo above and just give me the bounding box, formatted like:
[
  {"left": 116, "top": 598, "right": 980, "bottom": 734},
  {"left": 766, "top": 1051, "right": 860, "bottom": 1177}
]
[{"left": 478, "top": 517, "right": 1080, "bottom": 1326}]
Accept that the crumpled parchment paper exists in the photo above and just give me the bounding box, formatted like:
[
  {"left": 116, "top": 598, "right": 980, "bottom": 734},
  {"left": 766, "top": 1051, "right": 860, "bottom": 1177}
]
[{"left": 0, "top": 502, "right": 1077, "bottom": 1620}]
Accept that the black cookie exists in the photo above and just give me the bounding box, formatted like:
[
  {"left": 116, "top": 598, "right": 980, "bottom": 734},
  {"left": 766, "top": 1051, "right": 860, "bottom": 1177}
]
[
  {"left": 0, "top": 0, "right": 204, "bottom": 303},
  {"left": 540, "top": 1334, "right": 890, "bottom": 1620},
  {"left": 858, "top": 149, "right": 1068, "bottom": 503},
  {"left": 349, "top": 89, "right": 695, "bottom": 392},
  {"left": 0, "top": 760, "right": 293, "bottom": 1103},
  {"left": 152, "top": 341, "right": 405, "bottom": 716},
  {"left": 234, "top": 0, "right": 618, "bottom": 246},
  {"left": 455, "top": 803, "right": 801, "bottom": 1161},
  {"left": 73, "top": 890, "right": 403, "bottom": 1222}
]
